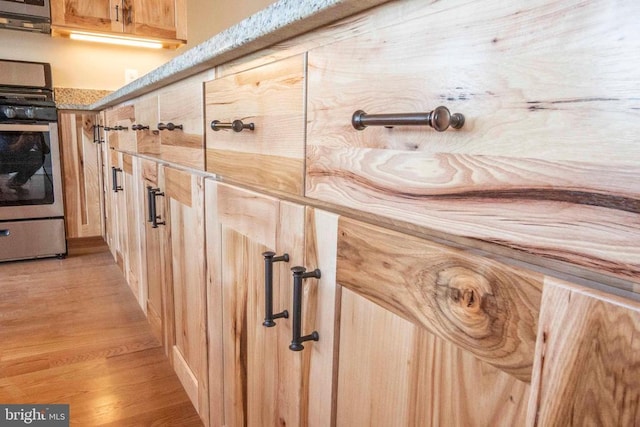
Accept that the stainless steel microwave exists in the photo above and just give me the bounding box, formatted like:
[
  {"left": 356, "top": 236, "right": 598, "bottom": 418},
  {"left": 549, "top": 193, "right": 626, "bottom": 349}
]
[{"left": 0, "top": 0, "right": 51, "bottom": 34}]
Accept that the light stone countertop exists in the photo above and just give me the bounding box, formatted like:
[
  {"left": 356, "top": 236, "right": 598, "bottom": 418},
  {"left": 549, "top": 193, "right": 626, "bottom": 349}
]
[{"left": 78, "top": 0, "right": 390, "bottom": 111}]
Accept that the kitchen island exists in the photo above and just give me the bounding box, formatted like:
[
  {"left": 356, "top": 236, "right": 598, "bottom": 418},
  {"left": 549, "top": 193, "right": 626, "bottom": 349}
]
[{"left": 60, "top": 0, "right": 640, "bottom": 425}]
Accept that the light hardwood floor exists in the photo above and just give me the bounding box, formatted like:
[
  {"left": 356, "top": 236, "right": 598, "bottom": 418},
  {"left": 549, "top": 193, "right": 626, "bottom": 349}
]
[{"left": 0, "top": 237, "right": 202, "bottom": 426}]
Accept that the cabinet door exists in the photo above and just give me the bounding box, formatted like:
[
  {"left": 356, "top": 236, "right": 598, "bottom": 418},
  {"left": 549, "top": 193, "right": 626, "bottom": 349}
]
[
  {"left": 125, "top": 0, "right": 186, "bottom": 41},
  {"left": 121, "top": 153, "right": 144, "bottom": 309},
  {"left": 105, "top": 104, "right": 136, "bottom": 152},
  {"left": 58, "top": 111, "right": 103, "bottom": 238},
  {"left": 139, "top": 158, "right": 166, "bottom": 346},
  {"left": 51, "top": 0, "right": 122, "bottom": 32},
  {"left": 162, "top": 165, "right": 209, "bottom": 424},
  {"left": 157, "top": 77, "right": 204, "bottom": 170},
  {"left": 527, "top": 278, "right": 640, "bottom": 426},
  {"left": 206, "top": 181, "right": 338, "bottom": 426},
  {"left": 335, "top": 216, "right": 538, "bottom": 426}
]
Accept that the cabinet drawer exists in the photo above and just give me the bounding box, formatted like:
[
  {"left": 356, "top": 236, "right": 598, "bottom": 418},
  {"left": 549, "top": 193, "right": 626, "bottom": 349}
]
[
  {"left": 158, "top": 77, "right": 204, "bottom": 170},
  {"left": 306, "top": 0, "right": 640, "bottom": 284},
  {"left": 105, "top": 104, "right": 135, "bottom": 152},
  {"left": 133, "top": 94, "right": 160, "bottom": 155},
  {"left": 205, "top": 54, "right": 306, "bottom": 195}
]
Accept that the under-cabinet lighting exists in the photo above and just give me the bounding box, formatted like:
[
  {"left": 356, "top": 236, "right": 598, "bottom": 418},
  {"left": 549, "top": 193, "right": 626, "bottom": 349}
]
[{"left": 69, "top": 31, "right": 163, "bottom": 49}]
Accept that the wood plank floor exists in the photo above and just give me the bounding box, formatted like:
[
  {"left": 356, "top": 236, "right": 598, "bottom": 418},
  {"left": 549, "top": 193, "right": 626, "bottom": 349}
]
[{"left": 0, "top": 238, "right": 202, "bottom": 426}]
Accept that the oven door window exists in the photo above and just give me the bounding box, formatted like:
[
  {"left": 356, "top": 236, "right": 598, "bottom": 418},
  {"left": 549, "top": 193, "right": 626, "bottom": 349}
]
[{"left": 0, "top": 130, "right": 54, "bottom": 206}]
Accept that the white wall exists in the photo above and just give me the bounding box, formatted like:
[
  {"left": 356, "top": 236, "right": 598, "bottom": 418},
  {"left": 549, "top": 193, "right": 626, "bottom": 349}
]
[{"left": 0, "top": 0, "right": 275, "bottom": 90}]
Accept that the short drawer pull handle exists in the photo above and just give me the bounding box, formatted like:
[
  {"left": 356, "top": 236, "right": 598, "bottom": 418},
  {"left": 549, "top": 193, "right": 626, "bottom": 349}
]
[
  {"left": 352, "top": 106, "right": 465, "bottom": 132},
  {"left": 132, "top": 124, "right": 150, "bottom": 131},
  {"left": 289, "top": 266, "right": 321, "bottom": 351},
  {"left": 146, "top": 186, "right": 165, "bottom": 228},
  {"left": 262, "top": 251, "right": 290, "bottom": 327},
  {"left": 111, "top": 167, "right": 123, "bottom": 192},
  {"left": 0, "top": 229, "right": 10, "bottom": 237},
  {"left": 157, "top": 122, "right": 183, "bottom": 131},
  {"left": 211, "top": 119, "right": 255, "bottom": 132}
]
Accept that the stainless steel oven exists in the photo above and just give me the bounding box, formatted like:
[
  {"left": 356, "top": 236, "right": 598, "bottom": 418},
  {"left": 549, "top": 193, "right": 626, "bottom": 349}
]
[
  {"left": 0, "top": 0, "right": 50, "bottom": 33},
  {"left": 0, "top": 59, "right": 66, "bottom": 261}
]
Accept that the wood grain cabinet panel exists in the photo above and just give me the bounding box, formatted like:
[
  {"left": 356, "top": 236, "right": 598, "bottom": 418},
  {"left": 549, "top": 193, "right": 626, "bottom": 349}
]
[
  {"left": 337, "top": 216, "right": 543, "bottom": 382},
  {"left": 138, "top": 158, "right": 165, "bottom": 345},
  {"left": 58, "top": 111, "right": 103, "bottom": 238},
  {"left": 527, "top": 278, "right": 640, "bottom": 426},
  {"left": 336, "top": 287, "right": 531, "bottom": 427},
  {"left": 306, "top": 0, "right": 640, "bottom": 284},
  {"left": 133, "top": 94, "right": 160, "bottom": 155},
  {"left": 157, "top": 77, "right": 204, "bottom": 170},
  {"left": 161, "top": 165, "right": 209, "bottom": 425},
  {"left": 205, "top": 55, "right": 306, "bottom": 195},
  {"left": 206, "top": 181, "right": 338, "bottom": 426},
  {"left": 104, "top": 104, "right": 136, "bottom": 152}
]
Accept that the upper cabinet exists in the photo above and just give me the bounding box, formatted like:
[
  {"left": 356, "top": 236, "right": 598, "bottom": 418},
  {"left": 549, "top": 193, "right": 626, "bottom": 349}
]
[{"left": 51, "top": 0, "right": 187, "bottom": 48}]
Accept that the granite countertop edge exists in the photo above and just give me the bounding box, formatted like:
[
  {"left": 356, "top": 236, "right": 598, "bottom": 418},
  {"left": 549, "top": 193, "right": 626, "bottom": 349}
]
[{"left": 78, "top": 0, "right": 390, "bottom": 111}]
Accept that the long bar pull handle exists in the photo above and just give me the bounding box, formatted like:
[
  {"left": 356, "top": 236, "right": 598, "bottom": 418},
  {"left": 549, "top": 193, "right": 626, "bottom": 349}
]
[
  {"left": 115, "top": 4, "right": 119, "bottom": 22},
  {"left": 93, "top": 124, "right": 104, "bottom": 144},
  {"left": 111, "top": 167, "right": 122, "bottom": 192},
  {"left": 146, "top": 186, "right": 155, "bottom": 223},
  {"left": 157, "top": 122, "right": 183, "bottom": 131},
  {"left": 352, "top": 106, "right": 465, "bottom": 132},
  {"left": 211, "top": 119, "right": 255, "bottom": 132},
  {"left": 262, "top": 252, "right": 290, "bottom": 327},
  {"left": 289, "top": 266, "right": 321, "bottom": 351},
  {"left": 147, "top": 187, "right": 165, "bottom": 228}
]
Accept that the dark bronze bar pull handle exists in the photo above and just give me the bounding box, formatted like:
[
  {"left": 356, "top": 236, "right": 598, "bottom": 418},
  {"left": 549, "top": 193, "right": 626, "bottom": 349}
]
[
  {"left": 111, "top": 125, "right": 128, "bottom": 131},
  {"left": 146, "top": 186, "right": 155, "bottom": 223},
  {"left": 111, "top": 167, "right": 122, "bottom": 192},
  {"left": 93, "top": 124, "right": 104, "bottom": 144},
  {"left": 115, "top": 4, "right": 119, "bottom": 21},
  {"left": 289, "top": 266, "right": 321, "bottom": 351},
  {"left": 132, "top": 124, "right": 149, "bottom": 131},
  {"left": 157, "top": 122, "right": 183, "bottom": 131},
  {"left": 148, "top": 187, "right": 165, "bottom": 228},
  {"left": 352, "top": 106, "right": 465, "bottom": 132},
  {"left": 211, "top": 119, "right": 255, "bottom": 132},
  {"left": 262, "top": 251, "right": 290, "bottom": 327}
]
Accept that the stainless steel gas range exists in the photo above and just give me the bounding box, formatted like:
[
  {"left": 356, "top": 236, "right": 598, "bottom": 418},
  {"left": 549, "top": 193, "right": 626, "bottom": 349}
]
[{"left": 0, "top": 59, "right": 66, "bottom": 261}]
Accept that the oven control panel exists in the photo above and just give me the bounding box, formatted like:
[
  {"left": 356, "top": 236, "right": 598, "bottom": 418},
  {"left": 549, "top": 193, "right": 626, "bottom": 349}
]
[{"left": 0, "top": 105, "right": 56, "bottom": 122}]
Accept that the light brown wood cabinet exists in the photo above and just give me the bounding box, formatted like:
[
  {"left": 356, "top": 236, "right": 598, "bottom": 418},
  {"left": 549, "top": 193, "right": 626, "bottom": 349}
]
[
  {"left": 95, "top": 0, "right": 640, "bottom": 424},
  {"left": 51, "top": 0, "right": 187, "bottom": 48},
  {"left": 205, "top": 55, "right": 307, "bottom": 195},
  {"left": 205, "top": 181, "right": 338, "bottom": 427},
  {"left": 58, "top": 111, "right": 103, "bottom": 238},
  {"left": 335, "top": 216, "right": 538, "bottom": 426},
  {"left": 138, "top": 158, "right": 165, "bottom": 345},
  {"left": 160, "top": 165, "right": 209, "bottom": 425}
]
